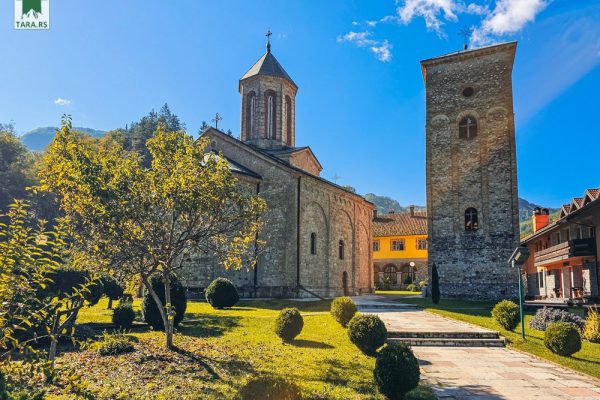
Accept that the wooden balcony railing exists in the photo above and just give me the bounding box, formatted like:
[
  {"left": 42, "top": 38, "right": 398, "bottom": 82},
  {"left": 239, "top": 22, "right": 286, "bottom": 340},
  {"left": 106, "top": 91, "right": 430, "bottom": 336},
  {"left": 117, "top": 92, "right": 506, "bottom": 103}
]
[{"left": 534, "top": 238, "right": 596, "bottom": 267}]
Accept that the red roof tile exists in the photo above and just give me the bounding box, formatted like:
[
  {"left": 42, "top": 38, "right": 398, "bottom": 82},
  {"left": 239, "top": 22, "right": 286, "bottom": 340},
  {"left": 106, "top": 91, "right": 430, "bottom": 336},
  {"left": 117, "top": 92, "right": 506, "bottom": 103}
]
[{"left": 373, "top": 211, "right": 427, "bottom": 237}]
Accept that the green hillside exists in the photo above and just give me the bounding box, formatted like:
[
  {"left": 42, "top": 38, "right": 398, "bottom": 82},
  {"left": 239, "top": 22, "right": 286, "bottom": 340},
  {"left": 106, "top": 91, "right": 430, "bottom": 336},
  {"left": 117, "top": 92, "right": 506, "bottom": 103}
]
[{"left": 20, "top": 126, "right": 105, "bottom": 151}]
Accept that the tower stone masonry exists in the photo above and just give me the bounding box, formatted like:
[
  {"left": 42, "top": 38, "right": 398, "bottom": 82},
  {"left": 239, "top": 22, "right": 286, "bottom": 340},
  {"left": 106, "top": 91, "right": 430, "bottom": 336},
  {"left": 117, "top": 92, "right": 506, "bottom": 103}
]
[{"left": 422, "top": 42, "right": 520, "bottom": 300}]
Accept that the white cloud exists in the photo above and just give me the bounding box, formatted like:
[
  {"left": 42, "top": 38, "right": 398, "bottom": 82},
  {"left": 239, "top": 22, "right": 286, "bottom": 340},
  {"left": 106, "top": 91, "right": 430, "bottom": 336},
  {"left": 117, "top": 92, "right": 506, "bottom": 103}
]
[
  {"left": 54, "top": 97, "right": 71, "bottom": 106},
  {"left": 471, "top": 0, "right": 550, "bottom": 45},
  {"left": 396, "top": 0, "right": 460, "bottom": 35},
  {"left": 338, "top": 31, "right": 392, "bottom": 62}
]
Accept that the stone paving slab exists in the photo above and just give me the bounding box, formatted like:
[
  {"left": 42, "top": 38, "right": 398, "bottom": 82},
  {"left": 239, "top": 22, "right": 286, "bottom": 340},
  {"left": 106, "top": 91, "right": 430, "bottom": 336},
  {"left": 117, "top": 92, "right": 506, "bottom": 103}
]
[{"left": 361, "top": 303, "right": 600, "bottom": 399}]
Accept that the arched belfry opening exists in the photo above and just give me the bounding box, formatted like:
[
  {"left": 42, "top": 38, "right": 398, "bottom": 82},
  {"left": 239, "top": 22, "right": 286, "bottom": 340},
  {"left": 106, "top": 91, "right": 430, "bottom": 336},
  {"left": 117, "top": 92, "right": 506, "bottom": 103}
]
[{"left": 239, "top": 32, "right": 298, "bottom": 149}]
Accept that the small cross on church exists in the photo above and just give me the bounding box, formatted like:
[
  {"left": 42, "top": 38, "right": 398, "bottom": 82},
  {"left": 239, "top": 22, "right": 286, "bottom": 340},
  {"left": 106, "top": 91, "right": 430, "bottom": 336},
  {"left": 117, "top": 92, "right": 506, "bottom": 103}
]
[
  {"left": 459, "top": 26, "right": 472, "bottom": 50},
  {"left": 212, "top": 112, "right": 223, "bottom": 129},
  {"left": 265, "top": 30, "right": 272, "bottom": 52}
]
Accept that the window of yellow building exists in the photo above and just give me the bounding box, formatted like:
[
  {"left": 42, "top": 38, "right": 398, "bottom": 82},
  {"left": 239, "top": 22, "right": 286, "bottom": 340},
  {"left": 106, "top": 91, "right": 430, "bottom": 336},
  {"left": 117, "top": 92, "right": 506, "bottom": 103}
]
[
  {"left": 416, "top": 238, "right": 428, "bottom": 250},
  {"left": 391, "top": 239, "right": 405, "bottom": 251},
  {"left": 373, "top": 240, "right": 380, "bottom": 252}
]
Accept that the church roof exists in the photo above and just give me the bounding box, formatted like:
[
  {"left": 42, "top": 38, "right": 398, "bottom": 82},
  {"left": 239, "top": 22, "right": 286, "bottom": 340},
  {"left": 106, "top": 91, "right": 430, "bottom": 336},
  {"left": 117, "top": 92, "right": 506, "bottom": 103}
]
[
  {"left": 373, "top": 211, "right": 428, "bottom": 237},
  {"left": 240, "top": 51, "right": 297, "bottom": 88}
]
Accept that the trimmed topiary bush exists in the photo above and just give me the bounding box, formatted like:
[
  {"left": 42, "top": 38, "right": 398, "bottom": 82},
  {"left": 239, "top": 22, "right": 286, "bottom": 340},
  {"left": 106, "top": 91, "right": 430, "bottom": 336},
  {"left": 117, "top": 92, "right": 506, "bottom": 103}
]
[
  {"left": 492, "top": 300, "right": 520, "bottom": 331},
  {"left": 97, "top": 332, "right": 136, "bottom": 356},
  {"left": 205, "top": 277, "right": 239, "bottom": 309},
  {"left": 142, "top": 274, "right": 187, "bottom": 331},
  {"left": 544, "top": 322, "right": 581, "bottom": 356},
  {"left": 235, "top": 376, "right": 302, "bottom": 400},
  {"left": 46, "top": 268, "right": 104, "bottom": 306},
  {"left": 583, "top": 307, "right": 600, "bottom": 343},
  {"left": 101, "top": 275, "right": 125, "bottom": 309},
  {"left": 529, "top": 307, "right": 585, "bottom": 331},
  {"left": 374, "top": 343, "right": 420, "bottom": 400},
  {"left": 418, "top": 280, "right": 428, "bottom": 288},
  {"left": 406, "top": 283, "right": 420, "bottom": 292},
  {"left": 347, "top": 314, "right": 387, "bottom": 355},
  {"left": 330, "top": 297, "right": 357, "bottom": 327},
  {"left": 274, "top": 308, "right": 303, "bottom": 342},
  {"left": 112, "top": 301, "right": 136, "bottom": 329}
]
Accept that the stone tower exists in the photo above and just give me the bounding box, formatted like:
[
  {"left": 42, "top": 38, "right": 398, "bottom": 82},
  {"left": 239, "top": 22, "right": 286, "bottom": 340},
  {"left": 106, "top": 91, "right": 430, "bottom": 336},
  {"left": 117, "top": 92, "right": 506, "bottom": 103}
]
[
  {"left": 239, "top": 38, "right": 297, "bottom": 149},
  {"left": 421, "top": 42, "right": 520, "bottom": 300}
]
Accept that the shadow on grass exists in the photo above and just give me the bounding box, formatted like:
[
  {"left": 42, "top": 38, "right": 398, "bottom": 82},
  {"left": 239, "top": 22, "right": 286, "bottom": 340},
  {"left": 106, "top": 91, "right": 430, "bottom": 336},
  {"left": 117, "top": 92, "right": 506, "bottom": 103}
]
[
  {"left": 179, "top": 314, "right": 241, "bottom": 338},
  {"left": 238, "top": 299, "right": 332, "bottom": 312},
  {"left": 289, "top": 339, "right": 334, "bottom": 349},
  {"left": 235, "top": 375, "right": 302, "bottom": 400}
]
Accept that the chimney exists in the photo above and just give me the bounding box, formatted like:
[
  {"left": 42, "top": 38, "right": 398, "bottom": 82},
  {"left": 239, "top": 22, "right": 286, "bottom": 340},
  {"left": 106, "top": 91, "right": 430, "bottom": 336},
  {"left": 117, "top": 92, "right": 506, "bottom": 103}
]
[
  {"left": 410, "top": 205, "right": 415, "bottom": 217},
  {"left": 532, "top": 207, "right": 549, "bottom": 232},
  {"left": 388, "top": 209, "right": 395, "bottom": 214}
]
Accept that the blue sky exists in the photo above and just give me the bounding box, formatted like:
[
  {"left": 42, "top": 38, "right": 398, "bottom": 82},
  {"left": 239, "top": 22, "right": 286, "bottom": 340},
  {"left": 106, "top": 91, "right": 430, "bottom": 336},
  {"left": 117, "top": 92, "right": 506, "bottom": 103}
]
[{"left": 1, "top": 0, "right": 599, "bottom": 208}]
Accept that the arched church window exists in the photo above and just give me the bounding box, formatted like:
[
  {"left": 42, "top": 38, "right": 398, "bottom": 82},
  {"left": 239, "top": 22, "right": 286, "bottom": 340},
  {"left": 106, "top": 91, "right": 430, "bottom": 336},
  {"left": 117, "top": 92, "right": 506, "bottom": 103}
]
[
  {"left": 338, "top": 240, "right": 345, "bottom": 260},
  {"left": 285, "top": 95, "right": 292, "bottom": 145},
  {"left": 459, "top": 116, "right": 478, "bottom": 139},
  {"left": 310, "top": 233, "right": 317, "bottom": 255},
  {"left": 245, "top": 91, "right": 256, "bottom": 140},
  {"left": 465, "top": 207, "right": 479, "bottom": 231},
  {"left": 265, "top": 91, "right": 276, "bottom": 139}
]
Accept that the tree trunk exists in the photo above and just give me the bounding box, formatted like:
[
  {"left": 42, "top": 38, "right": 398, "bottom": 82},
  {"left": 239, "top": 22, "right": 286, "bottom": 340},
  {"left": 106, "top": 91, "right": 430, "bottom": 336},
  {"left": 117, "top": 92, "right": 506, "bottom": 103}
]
[
  {"left": 48, "top": 314, "right": 59, "bottom": 363},
  {"left": 141, "top": 276, "right": 171, "bottom": 350},
  {"left": 163, "top": 273, "right": 174, "bottom": 349},
  {"left": 108, "top": 298, "right": 113, "bottom": 310}
]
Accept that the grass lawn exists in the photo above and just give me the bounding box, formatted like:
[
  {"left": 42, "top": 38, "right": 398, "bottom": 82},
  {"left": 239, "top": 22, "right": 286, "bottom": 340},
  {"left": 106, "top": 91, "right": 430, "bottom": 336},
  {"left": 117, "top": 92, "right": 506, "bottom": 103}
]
[
  {"left": 46, "top": 298, "right": 434, "bottom": 400},
  {"left": 397, "top": 297, "right": 600, "bottom": 379}
]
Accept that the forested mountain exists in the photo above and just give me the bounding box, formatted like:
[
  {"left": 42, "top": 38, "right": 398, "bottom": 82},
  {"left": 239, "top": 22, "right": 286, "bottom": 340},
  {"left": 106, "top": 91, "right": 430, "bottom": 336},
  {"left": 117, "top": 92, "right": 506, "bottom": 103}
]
[{"left": 21, "top": 126, "right": 105, "bottom": 151}]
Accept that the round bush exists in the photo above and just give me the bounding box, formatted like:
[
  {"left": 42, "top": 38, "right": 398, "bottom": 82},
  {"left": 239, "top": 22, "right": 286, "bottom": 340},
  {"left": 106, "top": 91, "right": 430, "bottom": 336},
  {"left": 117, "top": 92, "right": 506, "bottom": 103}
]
[
  {"left": 348, "top": 314, "right": 387, "bottom": 355},
  {"left": 142, "top": 274, "right": 187, "bottom": 331},
  {"left": 374, "top": 343, "right": 420, "bottom": 400},
  {"left": 112, "top": 301, "right": 136, "bottom": 329},
  {"left": 97, "top": 332, "right": 136, "bottom": 356},
  {"left": 406, "top": 283, "right": 420, "bottom": 292},
  {"left": 544, "top": 322, "right": 582, "bottom": 356},
  {"left": 235, "top": 376, "right": 302, "bottom": 400},
  {"left": 529, "top": 307, "right": 585, "bottom": 331},
  {"left": 101, "top": 275, "right": 125, "bottom": 308},
  {"left": 492, "top": 300, "right": 520, "bottom": 331},
  {"left": 274, "top": 308, "right": 304, "bottom": 342},
  {"left": 46, "top": 268, "right": 104, "bottom": 306},
  {"left": 205, "top": 277, "right": 239, "bottom": 309},
  {"left": 330, "top": 297, "right": 357, "bottom": 327}
]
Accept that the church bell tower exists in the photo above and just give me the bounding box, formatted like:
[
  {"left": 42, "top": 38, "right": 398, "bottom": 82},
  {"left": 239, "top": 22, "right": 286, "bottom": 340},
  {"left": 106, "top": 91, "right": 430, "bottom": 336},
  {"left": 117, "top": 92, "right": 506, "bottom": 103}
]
[{"left": 239, "top": 32, "right": 298, "bottom": 149}]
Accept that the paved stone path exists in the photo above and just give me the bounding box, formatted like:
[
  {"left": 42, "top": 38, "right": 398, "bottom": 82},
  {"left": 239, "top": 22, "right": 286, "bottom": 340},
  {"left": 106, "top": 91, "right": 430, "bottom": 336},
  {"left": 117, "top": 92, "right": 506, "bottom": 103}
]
[{"left": 355, "top": 296, "right": 600, "bottom": 400}]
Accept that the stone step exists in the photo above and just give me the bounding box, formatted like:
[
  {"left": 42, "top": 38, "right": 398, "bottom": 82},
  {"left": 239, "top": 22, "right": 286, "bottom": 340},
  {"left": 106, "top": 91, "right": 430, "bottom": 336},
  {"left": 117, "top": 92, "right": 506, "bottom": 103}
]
[
  {"left": 388, "top": 337, "right": 506, "bottom": 347},
  {"left": 388, "top": 331, "right": 500, "bottom": 339}
]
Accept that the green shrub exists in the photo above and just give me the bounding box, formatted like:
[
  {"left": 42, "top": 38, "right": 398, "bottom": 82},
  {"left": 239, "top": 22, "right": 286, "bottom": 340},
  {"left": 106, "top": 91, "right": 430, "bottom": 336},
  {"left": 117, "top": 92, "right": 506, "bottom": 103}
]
[
  {"left": 406, "top": 283, "right": 420, "bottom": 292},
  {"left": 330, "top": 297, "right": 357, "bottom": 327},
  {"left": 583, "top": 307, "right": 600, "bottom": 343},
  {"left": 347, "top": 314, "right": 387, "bottom": 355},
  {"left": 544, "top": 322, "right": 582, "bottom": 356},
  {"left": 274, "top": 308, "right": 303, "bottom": 342},
  {"left": 142, "top": 274, "right": 187, "bottom": 331},
  {"left": 112, "top": 301, "right": 136, "bottom": 329},
  {"left": 418, "top": 280, "right": 428, "bottom": 288},
  {"left": 0, "top": 370, "right": 6, "bottom": 398},
  {"left": 101, "top": 275, "right": 125, "bottom": 309},
  {"left": 205, "top": 277, "right": 239, "bottom": 309},
  {"left": 492, "top": 300, "right": 520, "bottom": 331},
  {"left": 46, "top": 268, "right": 104, "bottom": 306},
  {"left": 235, "top": 376, "right": 302, "bottom": 400},
  {"left": 374, "top": 343, "right": 420, "bottom": 400},
  {"left": 97, "top": 332, "right": 136, "bottom": 356}
]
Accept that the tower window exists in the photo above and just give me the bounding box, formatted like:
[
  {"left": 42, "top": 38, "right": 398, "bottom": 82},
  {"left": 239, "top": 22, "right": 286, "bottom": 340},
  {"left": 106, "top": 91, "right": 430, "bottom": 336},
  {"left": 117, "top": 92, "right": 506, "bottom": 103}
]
[
  {"left": 310, "top": 233, "right": 317, "bottom": 255},
  {"left": 459, "top": 116, "right": 478, "bottom": 139},
  {"left": 245, "top": 91, "right": 256, "bottom": 140},
  {"left": 265, "top": 91, "right": 276, "bottom": 139},
  {"left": 465, "top": 207, "right": 479, "bottom": 231},
  {"left": 338, "top": 240, "right": 345, "bottom": 260},
  {"left": 462, "top": 87, "right": 474, "bottom": 97}
]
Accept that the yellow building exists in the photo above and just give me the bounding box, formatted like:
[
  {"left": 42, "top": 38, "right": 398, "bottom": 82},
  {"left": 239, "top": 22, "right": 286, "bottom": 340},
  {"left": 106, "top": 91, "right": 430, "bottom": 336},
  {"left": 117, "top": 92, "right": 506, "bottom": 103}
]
[{"left": 373, "top": 207, "right": 428, "bottom": 289}]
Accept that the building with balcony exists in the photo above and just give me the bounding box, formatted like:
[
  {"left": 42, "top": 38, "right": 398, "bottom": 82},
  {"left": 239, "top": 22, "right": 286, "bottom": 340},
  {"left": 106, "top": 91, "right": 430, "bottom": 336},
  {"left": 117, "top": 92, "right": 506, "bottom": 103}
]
[
  {"left": 372, "top": 207, "right": 428, "bottom": 289},
  {"left": 521, "top": 188, "right": 600, "bottom": 302}
]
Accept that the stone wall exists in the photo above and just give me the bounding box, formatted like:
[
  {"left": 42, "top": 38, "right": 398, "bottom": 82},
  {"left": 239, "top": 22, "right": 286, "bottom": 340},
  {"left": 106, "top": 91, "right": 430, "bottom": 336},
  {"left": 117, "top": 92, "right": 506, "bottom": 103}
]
[{"left": 423, "top": 43, "right": 520, "bottom": 301}]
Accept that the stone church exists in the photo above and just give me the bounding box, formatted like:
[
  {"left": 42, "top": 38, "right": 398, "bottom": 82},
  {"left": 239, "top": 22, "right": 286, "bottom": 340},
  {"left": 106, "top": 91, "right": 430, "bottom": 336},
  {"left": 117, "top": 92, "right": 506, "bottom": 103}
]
[
  {"left": 182, "top": 40, "right": 375, "bottom": 298},
  {"left": 423, "top": 42, "right": 521, "bottom": 300}
]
